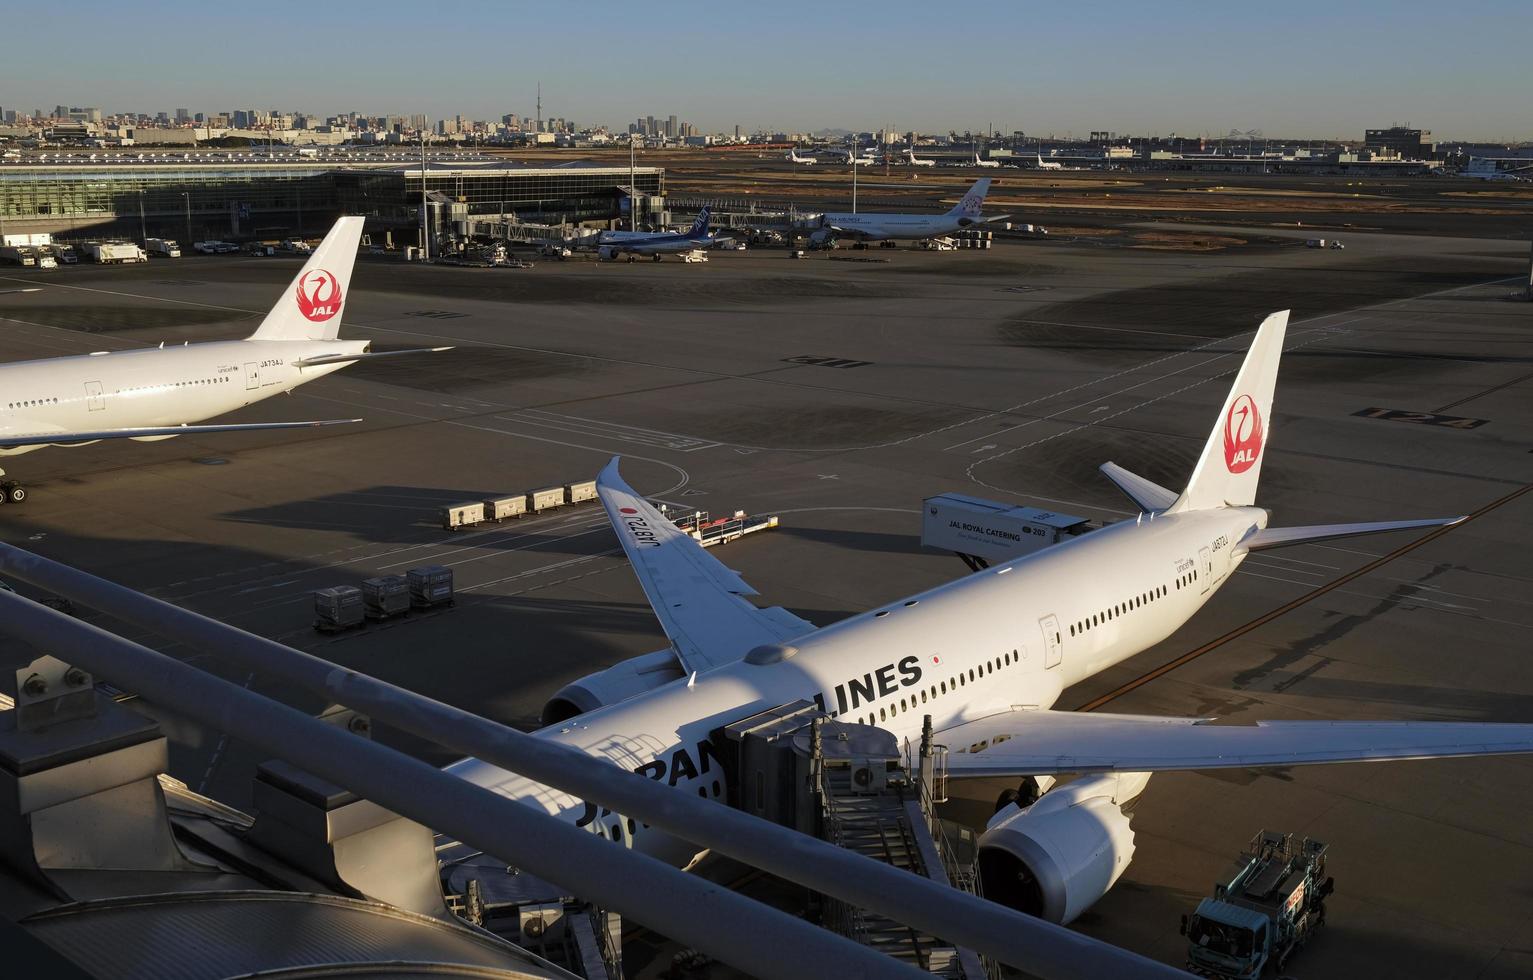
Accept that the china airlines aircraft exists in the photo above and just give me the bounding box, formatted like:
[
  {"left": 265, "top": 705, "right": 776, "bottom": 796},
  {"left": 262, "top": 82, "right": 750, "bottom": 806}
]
[
  {"left": 0, "top": 217, "right": 446, "bottom": 503},
  {"left": 813, "top": 177, "right": 1009, "bottom": 244},
  {"left": 452, "top": 311, "right": 1533, "bottom": 925}
]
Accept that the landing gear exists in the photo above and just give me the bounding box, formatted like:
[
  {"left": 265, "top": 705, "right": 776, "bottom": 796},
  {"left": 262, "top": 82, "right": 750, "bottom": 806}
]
[
  {"left": 993, "top": 776, "right": 1045, "bottom": 814},
  {"left": 0, "top": 482, "right": 25, "bottom": 505}
]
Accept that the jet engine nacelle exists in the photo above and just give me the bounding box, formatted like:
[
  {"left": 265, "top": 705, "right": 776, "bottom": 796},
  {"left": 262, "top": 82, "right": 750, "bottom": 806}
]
[
  {"left": 975, "top": 771, "right": 1151, "bottom": 925},
  {"left": 808, "top": 228, "right": 834, "bottom": 246},
  {"left": 598, "top": 245, "right": 620, "bottom": 260},
  {"left": 541, "top": 649, "right": 685, "bottom": 724}
]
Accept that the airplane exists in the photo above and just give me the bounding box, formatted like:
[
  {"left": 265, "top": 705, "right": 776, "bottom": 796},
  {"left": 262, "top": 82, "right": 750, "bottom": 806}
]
[
  {"left": 1033, "top": 152, "right": 1064, "bottom": 171},
  {"left": 786, "top": 149, "right": 818, "bottom": 165},
  {"left": 1458, "top": 158, "right": 1532, "bottom": 181},
  {"left": 595, "top": 209, "right": 714, "bottom": 260},
  {"left": 810, "top": 177, "right": 1008, "bottom": 245},
  {"left": 452, "top": 309, "right": 1533, "bottom": 927},
  {"left": 905, "top": 148, "right": 937, "bottom": 167},
  {"left": 973, "top": 153, "right": 1001, "bottom": 169},
  {"left": 0, "top": 216, "right": 448, "bottom": 504}
]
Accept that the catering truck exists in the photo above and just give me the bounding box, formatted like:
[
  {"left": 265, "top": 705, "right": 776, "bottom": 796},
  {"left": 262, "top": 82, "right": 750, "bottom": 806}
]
[{"left": 1183, "top": 831, "right": 1333, "bottom": 978}]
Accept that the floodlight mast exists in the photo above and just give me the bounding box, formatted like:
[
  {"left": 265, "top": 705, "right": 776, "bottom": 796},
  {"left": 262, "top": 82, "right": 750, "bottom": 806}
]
[
  {"left": 0, "top": 543, "right": 1185, "bottom": 980},
  {"left": 0, "top": 589, "right": 928, "bottom": 980}
]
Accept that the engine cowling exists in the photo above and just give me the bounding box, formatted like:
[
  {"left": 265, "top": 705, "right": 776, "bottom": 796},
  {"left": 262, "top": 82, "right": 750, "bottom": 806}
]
[
  {"left": 976, "top": 772, "right": 1150, "bottom": 925},
  {"left": 598, "top": 245, "right": 620, "bottom": 260},
  {"left": 541, "top": 649, "right": 685, "bottom": 725}
]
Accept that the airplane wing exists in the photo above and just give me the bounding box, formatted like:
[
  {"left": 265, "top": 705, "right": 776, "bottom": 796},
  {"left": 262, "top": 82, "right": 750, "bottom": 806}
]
[
  {"left": 0, "top": 419, "right": 359, "bottom": 449},
  {"left": 597, "top": 457, "right": 816, "bottom": 674},
  {"left": 933, "top": 708, "right": 1533, "bottom": 777},
  {"left": 294, "top": 347, "right": 453, "bottom": 367}
]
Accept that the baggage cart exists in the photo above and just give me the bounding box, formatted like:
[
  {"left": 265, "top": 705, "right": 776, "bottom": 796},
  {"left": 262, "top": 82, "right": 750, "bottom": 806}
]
[
  {"left": 564, "top": 480, "right": 597, "bottom": 505},
  {"left": 314, "top": 585, "right": 365, "bottom": 632},
  {"left": 527, "top": 487, "right": 564, "bottom": 513},
  {"left": 483, "top": 494, "right": 528, "bottom": 521},
  {"left": 361, "top": 575, "right": 411, "bottom": 620},
  {"left": 441, "top": 501, "right": 486, "bottom": 531},
  {"left": 407, "top": 565, "right": 455, "bottom": 609}
]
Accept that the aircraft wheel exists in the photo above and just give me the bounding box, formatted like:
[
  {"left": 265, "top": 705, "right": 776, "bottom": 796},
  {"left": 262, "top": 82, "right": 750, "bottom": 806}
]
[
  {"left": 993, "top": 787, "right": 1020, "bottom": 813},
  {"left": 652, "top": 254, "right": 662, "bottom": 262},
  {"left": 3, "top": 483, "right": 23, "bottom": 504}
]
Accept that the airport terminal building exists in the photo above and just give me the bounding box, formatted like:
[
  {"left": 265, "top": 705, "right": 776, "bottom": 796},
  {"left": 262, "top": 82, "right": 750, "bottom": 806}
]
[{"left": 0, "top": 155, "right": 665, "bottom": 244}]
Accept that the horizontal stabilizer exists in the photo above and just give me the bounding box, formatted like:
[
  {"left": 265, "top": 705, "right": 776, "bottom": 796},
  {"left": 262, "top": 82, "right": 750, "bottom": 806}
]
[
  {"left": 1099, "top": 462, "right": 1178, "bottom": 513},
  {"left": 0, "top": 419, "right": 359, "bottom": 449},
  {"left": 1238, "top": 516, "right": 1464, "bottom": 553},
  {"left": 294, "top": 346, "right": 453, "bottom": 368},
  {"left": 936, "top": 708, "right": 1533, "bottom": 777}
]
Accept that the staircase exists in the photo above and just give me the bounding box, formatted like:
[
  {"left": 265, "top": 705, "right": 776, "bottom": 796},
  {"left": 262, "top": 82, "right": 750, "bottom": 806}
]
[{"left": 818, "top": 766, "right": 982, "bottom": 979}]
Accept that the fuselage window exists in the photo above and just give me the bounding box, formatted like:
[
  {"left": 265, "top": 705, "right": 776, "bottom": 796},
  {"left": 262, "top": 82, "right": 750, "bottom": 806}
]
[
  {"left": 879, "top": 707, "right": 887, "bottom": 722},
  {"left": 920, "top": 690, "right": 927, "bottom": 704},
  {"left": 940, "top": 681, "right": 947, "bottom": 694}
]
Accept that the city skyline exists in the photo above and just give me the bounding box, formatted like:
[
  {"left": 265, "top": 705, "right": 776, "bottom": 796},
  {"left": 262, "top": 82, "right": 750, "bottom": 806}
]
[{"left": 4, "top": 0, "right": 1532, "bottom": 140}]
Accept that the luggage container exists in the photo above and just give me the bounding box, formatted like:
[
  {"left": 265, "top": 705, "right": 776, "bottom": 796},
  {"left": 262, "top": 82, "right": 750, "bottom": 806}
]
[
  {"left": 564, "top": 480, "right": 597, "bottom": 505},
  {"left": 441, "top": 501, "right": 486, "bottom": 531},
  {"left": 361, "top": 575, "right": 410, "bottom": 620},
  {"left": 483, "top": 494, "right": 528, "bottom": 521},
  {"left": 407, "top": 565, "right": 455, "bottom": 608},
  {"left": 527, "top": 487, "right": 564, "bottom": 513},
  {"left": 313, "top": 585, "right": 365, "bottom": 632}
]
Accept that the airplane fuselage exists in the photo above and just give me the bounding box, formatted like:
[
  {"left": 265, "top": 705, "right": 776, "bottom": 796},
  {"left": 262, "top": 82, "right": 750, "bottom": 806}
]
[
  {"left": 452, "top": 504, "right": 1266, "bottom": 863},
  {"left": 819, "top": 212, "right": 981, "bottom": 242},
  {"left": 0, "top": 339, "right": 362, "bottom": 455}
]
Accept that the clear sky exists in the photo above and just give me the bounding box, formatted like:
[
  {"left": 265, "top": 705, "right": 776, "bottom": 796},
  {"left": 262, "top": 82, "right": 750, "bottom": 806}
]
[{"left": 5, "top": 0, "right": 1530, "bottom": 140}]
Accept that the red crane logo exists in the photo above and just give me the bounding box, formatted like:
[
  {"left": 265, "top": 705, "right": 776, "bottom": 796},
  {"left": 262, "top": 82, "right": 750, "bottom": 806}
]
[
  {"left": 1223, "top": 394, "right": 1263, "bottom": 474},
  {"left": 295, "top": 269, "right": 343, "bottom": 322}
]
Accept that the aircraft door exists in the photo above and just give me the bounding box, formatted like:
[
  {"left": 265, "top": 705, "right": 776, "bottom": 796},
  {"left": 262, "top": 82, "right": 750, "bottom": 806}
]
[
  {"left": 1199, "top": 546, "right": 1212, "bottom": 592},
  {"left": 245, "top": 362, "right": 260, "bottom": 390},
  {"left": 84, "top": 381, "right": 104, "bottom": 412},
  {"left": 1039, "top": 614, "right": 1062, "bottom": 669}
]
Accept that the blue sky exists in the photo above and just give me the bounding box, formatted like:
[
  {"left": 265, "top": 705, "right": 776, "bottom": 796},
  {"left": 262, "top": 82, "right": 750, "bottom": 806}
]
[{"left": 5, "top": 0, "right": 1530, "bottom": 139}]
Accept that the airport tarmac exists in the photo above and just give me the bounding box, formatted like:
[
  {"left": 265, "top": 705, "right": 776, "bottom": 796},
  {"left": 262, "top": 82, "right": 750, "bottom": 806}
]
[{"left": 1, "top": 223, "right": 1530, "bottom": 977}]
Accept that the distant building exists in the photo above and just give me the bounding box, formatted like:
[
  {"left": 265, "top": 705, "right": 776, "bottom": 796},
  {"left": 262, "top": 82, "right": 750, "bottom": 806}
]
[{"left": 1365, "top": 126, "right": 1434, "bottom": 160}]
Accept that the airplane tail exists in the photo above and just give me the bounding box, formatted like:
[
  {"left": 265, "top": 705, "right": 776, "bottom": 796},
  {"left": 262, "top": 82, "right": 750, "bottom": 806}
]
[
  {"left": 690, "top": 208, "right": 710, "bottom": 237},
  {"left": 1168, "top": 310, "right": 1289, "bottom": 512},
  {"left": 247, "top": 216, "right": 365, "bottom": 342},
  {"left": 949, "top": 178, "right": 992, "bottom": 218}
]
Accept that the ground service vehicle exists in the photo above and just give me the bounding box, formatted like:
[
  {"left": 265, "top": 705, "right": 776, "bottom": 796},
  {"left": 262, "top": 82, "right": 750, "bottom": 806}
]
[
  {"left": 1183, "top": 831, "right": 1333, "bottom": 978},
  {"left": 146, "top": 238, "right": 182, "bottom": 257}
]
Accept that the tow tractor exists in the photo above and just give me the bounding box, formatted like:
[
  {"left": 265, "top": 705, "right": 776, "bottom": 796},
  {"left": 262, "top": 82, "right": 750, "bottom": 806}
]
[{"left": 1182, "top": 831, "right": 1333, "bottom": 978}]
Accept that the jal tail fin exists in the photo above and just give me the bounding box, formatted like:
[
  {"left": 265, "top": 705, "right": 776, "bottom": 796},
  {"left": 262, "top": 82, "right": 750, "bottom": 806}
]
[
  {"left": 247, "top": 216, "right": 365, "bottom": 342},
  {"left": 1169, "top": 310, "right": 1289, "bottom": 512},
  {"left": 950, "top": 178, "right": 992, "bottom": 217},
  {"left": 690, "top": 207, "right": 710, "bottom": 237}
]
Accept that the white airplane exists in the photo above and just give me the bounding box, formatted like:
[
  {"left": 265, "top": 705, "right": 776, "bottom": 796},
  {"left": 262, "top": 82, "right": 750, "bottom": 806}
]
[
  {"left": 811, "top": 177, "right": 1008, "bottom": 245},
  {"left": 0, "top": 216, "right": 447, "bottom": 503},
  {"left": 1033, "top": 152, "right": 1064, "bottom": 171},
  {"left": 905, "top": 148, "right": 937, "bottom": 167},
  {"left": 453, "top": 310, "right": 1533, "bottom": 926},
  {"left": 786, "top": 149, "right": 818, "bottom": 165},
  {"left": 973, "top": 153, "right": 1001, "bottom": 169},
  {"left": 1458, "top": 158, "right": 1531, "bottom": 182},
  {"left": 596, "top": 210, "right": 714, "bottom": 260}
]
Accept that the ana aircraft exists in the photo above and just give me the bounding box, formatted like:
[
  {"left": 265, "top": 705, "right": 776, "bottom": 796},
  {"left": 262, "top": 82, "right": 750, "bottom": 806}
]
[
  {"left": 453, "top": 310, "right": 1533, "bottom": 926},
  {"left": 0, "top": 216, "right": 446, "bottom": 504},
  {"left": 973, "top": 153, "right": 1001, "bottom": 169},
  {"left": 596, "top": 210, "right": 714, "bottom": 260},
  {"left": 786, "top": 149, "right": 818, "bottom": 165},
  {"left": 811, "top": 177, "right": 1007, "bottom": 245},
  {"left": 1033, "top": 152, "right": 1064, "bottom": 171},
  {"left": 905, "top": 148, "right": 937, "bottom": 167}
]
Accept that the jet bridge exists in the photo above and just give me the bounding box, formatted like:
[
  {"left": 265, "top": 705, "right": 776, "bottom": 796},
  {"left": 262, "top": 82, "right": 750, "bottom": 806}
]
[{"left": 717, "top": 702, "right": 989, "bottom": 979}]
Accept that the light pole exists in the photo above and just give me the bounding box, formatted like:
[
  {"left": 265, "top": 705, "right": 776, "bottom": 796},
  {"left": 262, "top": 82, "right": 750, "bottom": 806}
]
[
  {"left": 138, "top": 189, "right": 147, "bottom": 244},
  {"left": 182, "top": 192, "right": 191, "bottom": 245},
  {"left": 420, "top": 130, "right": 430, "bottom": 261}
]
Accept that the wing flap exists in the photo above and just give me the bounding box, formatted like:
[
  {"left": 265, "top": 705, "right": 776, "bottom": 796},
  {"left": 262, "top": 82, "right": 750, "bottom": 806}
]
[
  {"left": 597, "top": 458, "right": 814, "bottom": 673},
  {"left": 1238, "top": 516, "right": 1464, "bottom": 553},
  {"left": 937, "top": 709, "right": 1533, "bottom": 777},
  {"left": 294, "top": 347, "right": 452, "bottom": 367},
  {"left": 1, "top": 419, "right": 360, "bottom": 449}
]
